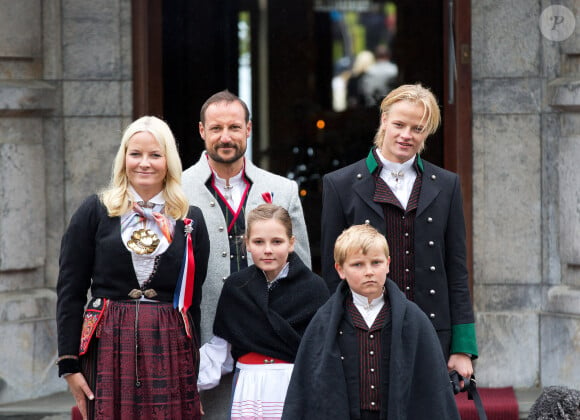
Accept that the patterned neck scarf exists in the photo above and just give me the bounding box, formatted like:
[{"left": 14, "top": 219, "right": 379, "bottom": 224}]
[{"left": 123, "top": 201, "right": 173, "bottom": 243}]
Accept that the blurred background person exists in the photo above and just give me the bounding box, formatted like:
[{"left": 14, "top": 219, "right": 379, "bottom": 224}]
[
  {"left": 347, "top": 50, "right": 375, "bottom": 108},
  {"left": 361, "top": 44, "right": 399, "bottom": 105}
]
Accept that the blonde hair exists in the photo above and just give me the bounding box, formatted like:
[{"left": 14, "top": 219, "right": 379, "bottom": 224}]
[
  {"left": 334, "top": 224, "right": 390, "bottom": 267},
  {"left": 100, "top": 116, "right": 189, "bottom": 219},
  {"left": 373, "top": 83, "right": 441, "bottom": 152},
  {"left": 351, "top": 50, "right": 375, "bottom": 77}
]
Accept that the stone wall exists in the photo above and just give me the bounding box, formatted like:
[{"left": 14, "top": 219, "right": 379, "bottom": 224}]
[
  {"left": 0, "top": 0, "right": 132, "bottom": 403},
  {"left": 542, "top": 0, "right": 580, "bottom": 384},
  {"left": 472, "top": 0, "right": 580, "bottom": 389}
]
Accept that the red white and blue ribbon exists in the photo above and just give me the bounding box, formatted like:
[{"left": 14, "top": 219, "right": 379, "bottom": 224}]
[{"left": 174, "top": 218, "right": 195, "bottom": 337}]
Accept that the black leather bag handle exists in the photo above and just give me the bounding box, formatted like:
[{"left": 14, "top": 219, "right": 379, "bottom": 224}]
[{"left": 449, "top": 370, "right": 488, "bottom": 420}]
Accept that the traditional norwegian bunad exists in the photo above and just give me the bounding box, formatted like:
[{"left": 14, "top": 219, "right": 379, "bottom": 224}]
[
  {"left": 282, "top": 279, "right": 461, "bottom": 420},
  {"left": 199, "top": 252, "right": 328, "bottom": 420},
  {"left": 56, "top": 192, "right": 209, "bottom": 419}
]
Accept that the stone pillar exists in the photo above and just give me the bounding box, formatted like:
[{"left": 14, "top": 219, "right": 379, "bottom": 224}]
[
  {"left": 542, "top": 15, "right": 580, "bottom": 386},
  {"left": 0, "top": 0, "right": 133, "bottom": 403},
  {"left": 472, "top": 0, "right": 580, "bottom": 390},
  {"left": 0, "top": 0, "right": 63, "bottom": 402},
  {"left": 471, "top": 0, "right": 544, "bottom": 388}
]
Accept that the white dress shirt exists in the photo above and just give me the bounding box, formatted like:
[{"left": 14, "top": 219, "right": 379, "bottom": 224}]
[
  {"left": 212, "top": 169, "right": 247, "bottom": 210},
  {"left": 351, "top": 289, "right": 385, "bottom": 328},
  {"left": 376, "top": 151, "right": 416, "bottom": 209}
]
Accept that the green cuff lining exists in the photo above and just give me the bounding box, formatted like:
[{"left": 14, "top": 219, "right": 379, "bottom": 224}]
[{"left": 451, "top": 323, "right": 478, "bottom": 357}]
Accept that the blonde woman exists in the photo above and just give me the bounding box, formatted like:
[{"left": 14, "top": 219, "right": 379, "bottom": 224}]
[{"left": 56, "top": 116, "right": 209, "bottom": 419}]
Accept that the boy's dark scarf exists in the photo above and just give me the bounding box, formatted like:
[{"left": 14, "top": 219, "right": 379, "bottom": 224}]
[{"left": 213, "top": 252, "right": 329, "bottom": 362}]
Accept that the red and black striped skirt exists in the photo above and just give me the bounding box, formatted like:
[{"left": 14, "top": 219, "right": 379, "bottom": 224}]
[{"left": 81, "top": 300, "right": 201, "bottom": 419}]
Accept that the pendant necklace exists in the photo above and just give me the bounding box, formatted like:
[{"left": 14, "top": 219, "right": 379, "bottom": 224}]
[{"left": 127, "top": 216, "right": 160, "bottom": 255}]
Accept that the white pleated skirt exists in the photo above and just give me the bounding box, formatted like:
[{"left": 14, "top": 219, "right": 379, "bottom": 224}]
[{"left": 231, "top": 362, "right": 294, "bottom": 420}]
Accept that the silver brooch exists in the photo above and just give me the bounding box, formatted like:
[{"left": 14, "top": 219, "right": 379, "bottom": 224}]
[{"left": 184, "top": 223, "right": 193, "bottom": 235}]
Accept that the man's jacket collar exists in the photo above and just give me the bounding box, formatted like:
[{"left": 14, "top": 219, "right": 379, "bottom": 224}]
[{"left": 365, "top": 147, "right": 424, "bottom": 174}]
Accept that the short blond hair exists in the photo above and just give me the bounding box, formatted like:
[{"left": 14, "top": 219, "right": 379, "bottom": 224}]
[
  {"left": 373, "top": 83, "right": 441, "bottom": 151},
  {"left": 334, "top": 224, "right": 390, "bottom": 267}
]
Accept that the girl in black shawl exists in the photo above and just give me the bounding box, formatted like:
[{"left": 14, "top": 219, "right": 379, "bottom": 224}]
[{"left": 198, "top": 204, "right": 329, "bottom": 419}]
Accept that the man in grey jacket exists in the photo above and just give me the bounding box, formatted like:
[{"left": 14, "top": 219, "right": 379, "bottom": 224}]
[{"left": 182, "top": 90, "right": 311, "bottom": 419}]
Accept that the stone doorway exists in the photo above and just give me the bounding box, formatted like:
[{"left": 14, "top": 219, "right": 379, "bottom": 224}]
[{"left": 132, "top": 0, "right": 472, "bottom": 279}]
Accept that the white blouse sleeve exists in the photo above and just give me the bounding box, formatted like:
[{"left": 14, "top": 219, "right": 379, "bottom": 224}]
[{"left": 197, "top": 335, "right": 234, "bottom": 391}]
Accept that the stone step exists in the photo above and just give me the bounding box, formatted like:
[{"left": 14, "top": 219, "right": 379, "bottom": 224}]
[
  {"left": 0, "top": 392, "right": 73, "bottom": 420},
  {"left": 0, "top": 387, "right": 542, "bottom": 419}
]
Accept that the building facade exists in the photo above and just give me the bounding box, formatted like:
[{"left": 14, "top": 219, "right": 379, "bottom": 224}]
[
  {"left": 472, "top": 0, "right": 580, "bottom": 389},
  {"left": 0, "top": 0, "right": 132, "bottom": 402},
  {"left": 0, "top": 0, "right": 578, "bottom": 404}
]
